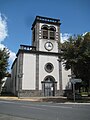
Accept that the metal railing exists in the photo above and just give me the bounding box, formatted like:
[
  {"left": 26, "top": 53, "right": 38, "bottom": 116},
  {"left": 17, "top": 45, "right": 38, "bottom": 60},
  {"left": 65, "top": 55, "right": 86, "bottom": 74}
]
[{"left": 20, "top": 45, "right": 36, "bottom": 51}]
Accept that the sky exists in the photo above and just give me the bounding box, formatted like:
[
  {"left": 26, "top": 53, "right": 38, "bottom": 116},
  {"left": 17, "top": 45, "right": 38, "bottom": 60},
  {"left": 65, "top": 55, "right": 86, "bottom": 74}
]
[{"left": 0, "top": 0, "right": 90, "bottom": 70}]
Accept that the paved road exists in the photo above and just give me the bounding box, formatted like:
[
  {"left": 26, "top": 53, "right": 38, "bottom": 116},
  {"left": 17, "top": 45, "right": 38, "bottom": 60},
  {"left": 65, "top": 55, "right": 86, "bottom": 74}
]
[{"left": 0, "top": 100, "right": 90, "bottom": 120}]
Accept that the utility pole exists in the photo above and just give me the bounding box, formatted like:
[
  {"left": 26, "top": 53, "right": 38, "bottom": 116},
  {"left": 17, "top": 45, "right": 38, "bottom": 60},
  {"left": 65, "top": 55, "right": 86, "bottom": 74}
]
[{"left": 72, "top": 82, "right": 75, "bottom": 102}]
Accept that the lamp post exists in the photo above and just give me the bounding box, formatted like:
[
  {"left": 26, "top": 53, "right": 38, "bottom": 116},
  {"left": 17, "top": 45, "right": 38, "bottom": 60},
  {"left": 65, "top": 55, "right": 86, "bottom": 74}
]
[
  {"left": 72, "top": 82, "right": 75, "bottom": 102},
  {"left": 18, "top": 73, "right": 23, "bottom": 99},
  {"left": 68, "top": 74, "right": 76, "bottom": 102}
]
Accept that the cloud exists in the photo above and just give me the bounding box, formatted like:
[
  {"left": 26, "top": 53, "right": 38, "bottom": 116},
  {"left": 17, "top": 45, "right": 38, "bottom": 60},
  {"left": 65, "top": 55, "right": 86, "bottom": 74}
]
[
  {"left": 60, "top": 33, "right": 71, "bottom": 43},
  {"left": 0, "top": 13, "right": 16, "bottom": 69},
  {"left": 9, "top": 50, "right": 16, "bottom": 63},
  {"left": 0, "top": 43, "right": 5, "bottom": 50},
  {"left": 0, "top": 13, "right": 8, "bottom": 42},
  {"left": 82, "top": 32, "right": 88, "bottom": 36}
]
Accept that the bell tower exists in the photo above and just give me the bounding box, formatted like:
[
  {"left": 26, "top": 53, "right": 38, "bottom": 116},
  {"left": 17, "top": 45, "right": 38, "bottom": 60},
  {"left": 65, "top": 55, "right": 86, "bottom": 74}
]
[
  {"left": 31, "top": 16, "right": 62, "bottom": 96},
  {"left": 31, "top": 16, "right": 61, "bottom": 53}
]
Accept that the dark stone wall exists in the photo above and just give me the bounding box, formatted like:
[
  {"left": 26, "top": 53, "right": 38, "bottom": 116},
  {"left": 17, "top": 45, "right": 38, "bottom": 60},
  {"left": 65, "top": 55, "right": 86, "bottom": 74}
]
[
  {"left": 18, "top": 90, "right": 42, "bottom": 97},
  {"left": 17, "top": 90, "right": 61, "bottom": 97}
]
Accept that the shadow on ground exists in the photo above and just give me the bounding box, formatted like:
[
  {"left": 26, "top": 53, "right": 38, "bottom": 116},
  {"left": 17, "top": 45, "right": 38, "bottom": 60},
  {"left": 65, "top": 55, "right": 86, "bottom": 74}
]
[{"left": 0, "top": 114, "right": 33, "bottom": 120}]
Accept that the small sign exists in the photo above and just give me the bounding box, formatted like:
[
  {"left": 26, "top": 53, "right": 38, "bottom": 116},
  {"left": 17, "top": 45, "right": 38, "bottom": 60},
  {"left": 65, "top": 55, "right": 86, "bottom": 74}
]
[
  {"left": 70, "top": 79, "right": 82, "bottom": 83},
  {"left": 51, "top": 87, "right": 53, "bottom": 91},
  {"left": 68, "top": 74, "right": 76, "bottom": 78}
]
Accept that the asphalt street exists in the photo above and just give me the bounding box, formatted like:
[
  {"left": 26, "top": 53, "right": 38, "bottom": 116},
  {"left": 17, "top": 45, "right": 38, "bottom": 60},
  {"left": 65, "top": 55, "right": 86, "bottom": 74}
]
[{"left": 0, "top": 100, "right": 90, "bottom": 120}]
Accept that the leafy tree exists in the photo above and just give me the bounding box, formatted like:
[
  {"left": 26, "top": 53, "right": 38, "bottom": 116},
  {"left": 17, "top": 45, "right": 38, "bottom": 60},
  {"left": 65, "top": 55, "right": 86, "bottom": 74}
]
[
  {"left": 61, "top": 32, "right": 90, "bottom": 91},
  {"left": 0, "top": 48, "right": 9, "bottom": 83}
]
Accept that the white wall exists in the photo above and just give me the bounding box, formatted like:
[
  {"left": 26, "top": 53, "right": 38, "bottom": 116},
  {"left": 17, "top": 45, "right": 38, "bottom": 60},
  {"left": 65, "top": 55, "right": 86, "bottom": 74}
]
[
  {"left": 22, "top": 53, "right": 36, "bottom": 90},
  {"left": 16, "top": 57, "right": 19, "bottom": 91},
  {"left": 39, "top": 55, "right": 60, "bottom": 90},
  {"left": 11, "top": 60, "right": 17, "bottom": 94},
  {"left": 1, "top": 77, "right": 11, "bottom": 93}
]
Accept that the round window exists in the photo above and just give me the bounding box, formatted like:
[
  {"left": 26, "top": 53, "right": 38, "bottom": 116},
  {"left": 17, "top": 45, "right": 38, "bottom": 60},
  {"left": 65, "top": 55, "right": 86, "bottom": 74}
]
[{"left": 45, "top": 63, "right": 54, "bottom": 73}]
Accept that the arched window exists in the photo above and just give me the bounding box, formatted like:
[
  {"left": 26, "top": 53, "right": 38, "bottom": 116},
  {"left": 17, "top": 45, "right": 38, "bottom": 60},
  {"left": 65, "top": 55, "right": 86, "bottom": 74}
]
[
  {"left": 41, "top": 25, "right": 56, "bottom": 40},
  {"left": 49, "top": 26, "right": 56, "bottom": 40},
  {"left": 41, "top": 25, "right": 48, "bottom": 39},
  {"left": 45, "top": 76, "right": 55, "bottom": 83}
]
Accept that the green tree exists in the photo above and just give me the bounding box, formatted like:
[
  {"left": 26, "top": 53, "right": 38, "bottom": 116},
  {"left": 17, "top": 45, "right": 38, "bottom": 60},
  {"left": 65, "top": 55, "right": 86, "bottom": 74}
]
[
  {"left": 0, "top": 48, "right": 9, "bottom": 83},
  {"left": 61, "top": 32, "right": 90, "bottom": 91}
]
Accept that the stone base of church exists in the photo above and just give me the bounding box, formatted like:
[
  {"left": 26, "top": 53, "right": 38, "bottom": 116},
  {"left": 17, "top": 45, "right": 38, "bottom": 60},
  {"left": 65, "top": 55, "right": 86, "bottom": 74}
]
[
  {"left": 55, "top": 90, "right": 63, "bottom": 96},
  {"left": 17, "top": 90, "right": 42, "bottom": 97},
  {"left": 16, "top": 90, "right": 62, "bottom": 97}
]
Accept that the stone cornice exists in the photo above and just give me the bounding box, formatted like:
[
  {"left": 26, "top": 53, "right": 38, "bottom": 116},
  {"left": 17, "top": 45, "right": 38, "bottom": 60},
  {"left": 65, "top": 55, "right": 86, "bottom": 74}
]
[
  {"left": 16, "top": 49, "right": 61, "bottom": 57},
  {"left": 31, "top": 16, "right": 61, "bottom": 30}
]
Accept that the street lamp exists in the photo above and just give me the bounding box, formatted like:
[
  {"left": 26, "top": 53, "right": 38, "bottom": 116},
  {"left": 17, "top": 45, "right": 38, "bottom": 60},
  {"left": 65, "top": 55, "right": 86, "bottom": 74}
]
[{"left": 18, "top": 73, "right": 23, "bottom": 99}]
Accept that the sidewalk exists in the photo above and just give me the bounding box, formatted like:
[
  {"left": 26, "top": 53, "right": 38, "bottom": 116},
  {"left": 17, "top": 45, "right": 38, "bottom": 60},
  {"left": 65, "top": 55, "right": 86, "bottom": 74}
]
[
  {"left": 0, "top": 96, "right": 67, "bottom": 102},
  {"left": 0, "top": 96, "right": 90, "bottom": 103},
  {"left": 0, "top": 96, "right": 41, "bottom": 102},
  {"left": 0, "top": 96, "right": 19, "bottom": 101}
]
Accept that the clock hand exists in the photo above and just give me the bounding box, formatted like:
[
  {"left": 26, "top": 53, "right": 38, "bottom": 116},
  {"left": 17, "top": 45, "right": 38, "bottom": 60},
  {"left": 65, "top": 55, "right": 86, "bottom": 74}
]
[{"left": 48, "top": 43, "right": 51, "bottom": 47}]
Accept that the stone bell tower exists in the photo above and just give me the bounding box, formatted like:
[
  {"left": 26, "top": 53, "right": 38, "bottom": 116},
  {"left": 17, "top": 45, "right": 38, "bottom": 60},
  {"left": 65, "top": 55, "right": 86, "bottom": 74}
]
[
  {"left": 31, "top": 16, "right": 60, "bottom": 52},
  {"left": 31, "top": 16, "right": 62, "bottom": 96}
]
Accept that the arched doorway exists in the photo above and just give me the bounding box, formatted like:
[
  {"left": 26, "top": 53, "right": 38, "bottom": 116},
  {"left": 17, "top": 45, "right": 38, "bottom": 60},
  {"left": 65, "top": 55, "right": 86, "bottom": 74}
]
[{"left": 42, "top": 76, "right": 57, "bottom": 96}]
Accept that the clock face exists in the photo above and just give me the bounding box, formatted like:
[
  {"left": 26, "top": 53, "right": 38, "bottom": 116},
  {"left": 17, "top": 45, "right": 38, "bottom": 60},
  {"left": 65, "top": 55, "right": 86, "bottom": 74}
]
[{"left": 45, "top": 42, "right": 53, "bottom": 51}]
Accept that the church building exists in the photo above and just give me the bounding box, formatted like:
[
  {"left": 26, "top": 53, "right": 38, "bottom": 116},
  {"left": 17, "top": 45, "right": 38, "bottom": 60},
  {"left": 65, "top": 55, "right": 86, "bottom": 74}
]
[{"left": 11, "top": 16, "right": 71, "bottom": 97}]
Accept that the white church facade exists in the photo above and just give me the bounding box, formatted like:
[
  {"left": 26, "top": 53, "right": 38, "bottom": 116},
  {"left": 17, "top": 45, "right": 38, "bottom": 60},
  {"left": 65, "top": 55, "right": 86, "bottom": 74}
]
[{"left": 11, "top": 16, "right": 71, "bottom": 97}]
